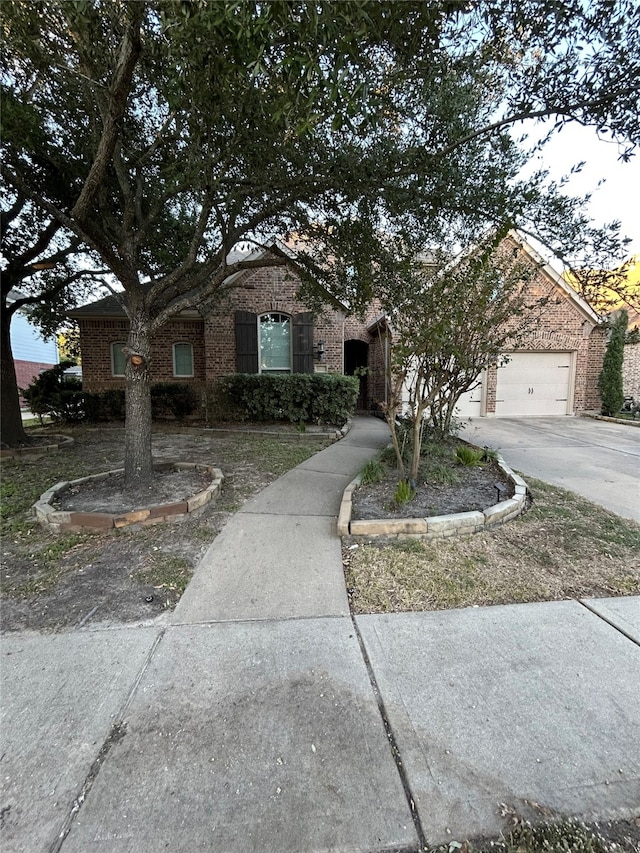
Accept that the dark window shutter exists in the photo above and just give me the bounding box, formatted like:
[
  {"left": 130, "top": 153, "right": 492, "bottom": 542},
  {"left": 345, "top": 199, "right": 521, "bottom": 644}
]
[
  {"left": 292, "top": 312, "right": 314, "bottom": 374},
  {"left": 235, "top": 311, "right": 258, "bottom": 373}
]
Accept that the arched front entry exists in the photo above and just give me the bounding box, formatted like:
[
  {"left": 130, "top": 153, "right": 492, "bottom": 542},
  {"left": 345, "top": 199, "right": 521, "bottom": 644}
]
[{"left": 344, "top": 339, "right": 369, "bottom": 411}]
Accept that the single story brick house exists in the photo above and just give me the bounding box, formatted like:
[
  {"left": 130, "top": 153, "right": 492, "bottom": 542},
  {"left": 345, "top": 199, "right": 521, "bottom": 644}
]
[{"left": 71, "top": 233, "right": 606, "bottom": 418}]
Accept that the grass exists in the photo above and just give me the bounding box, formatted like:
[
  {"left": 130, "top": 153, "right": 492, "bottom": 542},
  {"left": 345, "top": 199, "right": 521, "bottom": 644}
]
[
  {"left": 435, "top": 816, "right": 640, "bottom": 853},
  {"left": 133, "top": 552, "right": 192, "bottom": 596},
  {"left": 454, "top": 445, "right": 485, "bottom": 466},
  {"left": 361, "top": 458, "right": 387, "bottom": 485},
  {"left": 345, "top": 475, "right": 640, "bottom": 613},
  {"left": 0, "top": 424, "right": 332, "bottom": 609}
]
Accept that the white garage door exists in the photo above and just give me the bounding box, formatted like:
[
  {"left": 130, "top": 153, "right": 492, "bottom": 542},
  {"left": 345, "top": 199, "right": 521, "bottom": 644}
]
[
  {"left": 454, "top": 378, "right": 483, "bottom": 418},
  {"left": 496, "top": 352, "right": 572, "bottom": 416}
]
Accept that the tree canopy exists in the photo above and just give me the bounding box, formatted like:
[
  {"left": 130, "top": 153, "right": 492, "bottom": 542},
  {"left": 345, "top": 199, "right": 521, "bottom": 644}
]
[{"left": 2, "top": 0, "right": 638, "bottom": 476}]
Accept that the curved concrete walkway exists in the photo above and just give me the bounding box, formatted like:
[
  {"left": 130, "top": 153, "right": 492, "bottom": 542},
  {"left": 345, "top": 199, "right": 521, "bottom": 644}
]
[
  {"left": 2, "top": 417, "right": 639, "bottom": 853},
  {"left": 173, "top": 415, "right": 391, "bottom": 623}
]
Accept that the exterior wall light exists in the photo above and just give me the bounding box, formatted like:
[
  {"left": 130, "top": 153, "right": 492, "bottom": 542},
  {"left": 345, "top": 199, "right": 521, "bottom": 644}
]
[{"left": 315, "top": 340, "right": 325, "bottom": 362}]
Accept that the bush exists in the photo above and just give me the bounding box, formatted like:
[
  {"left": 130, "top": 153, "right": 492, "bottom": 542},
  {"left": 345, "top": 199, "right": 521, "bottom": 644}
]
[
  {"left": 598, "top": 310, "right": 628, "bottom": 416},
  {"left": 454, "top": 445, "right": 485, "bottom": 466},
  {"left": 35, "top": 381, "right": 199, "bottom": 425},
  {"left": 151, "top": 383, "right": 199, "bottom": 421},
  {"left": 81, "top": 384, "right": 198, "bottom": 422},
  {"left": 210, "top": 373, "right": 359, "bottom": 425},
  {"left": 22, "top": 361, "right": 84, "bottom": 423},
  {"left": 394, "top": 479, "right": 415, "bottom": 506},
  {"left": 82, "top": 389, "right": 126, "bottom": 422},
  {"left": 360, "top": 458, "right": 387, "bottom": 485}
]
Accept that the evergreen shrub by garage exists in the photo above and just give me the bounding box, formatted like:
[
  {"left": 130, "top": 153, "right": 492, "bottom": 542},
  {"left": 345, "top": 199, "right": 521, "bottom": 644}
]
[{"left": 212, "top": 374, "right": 359, "bottom": 425}]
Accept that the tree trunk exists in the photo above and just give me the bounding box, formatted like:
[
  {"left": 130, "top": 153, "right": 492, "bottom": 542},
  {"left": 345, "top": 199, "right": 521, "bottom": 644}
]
[
  {"left": 0, "top": 308, "right": 30, "bottom": 448},
  {"left": 124, "top": 312, "right": 153, "bottom": 491}
]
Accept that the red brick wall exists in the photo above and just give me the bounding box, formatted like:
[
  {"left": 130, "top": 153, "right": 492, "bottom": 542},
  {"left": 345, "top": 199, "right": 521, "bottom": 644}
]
[
  {"left": 79, "top": 317, "right": 205, "bottom": 392},
  {"left": 481, "top": 241, "right": 605, "bottom": 414},
  {"left": 623, "top": 342, "right": 640, "bottom": 400},
  {"left": 14, "top": 360, "right": 57, "bottom": 405},
  {"left": 203, "top": 264, "right": 346, "bottom": 381}
]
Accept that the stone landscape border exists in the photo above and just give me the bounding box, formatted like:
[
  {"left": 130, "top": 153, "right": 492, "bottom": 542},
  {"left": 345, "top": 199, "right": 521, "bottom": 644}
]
[
  {"left": 1, "top": 433, "right": 74, "bottom": 460},
  {"left": 337, "top": 454, "right": 528, "bottom": 539},
  {"left": 34, "top": 462, "right": 224, "bottom": 533}
]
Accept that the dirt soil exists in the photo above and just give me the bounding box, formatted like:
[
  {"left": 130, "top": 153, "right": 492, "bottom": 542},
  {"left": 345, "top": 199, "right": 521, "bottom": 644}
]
[
  {"left": 0, "top": 423, "right": 334, "bottom": 633},
  {"left": 54, "top": 467, "right": 213, "bottom": 513},
  {"left": 352, "top": 455, "right": 514, "bottom": 520}
]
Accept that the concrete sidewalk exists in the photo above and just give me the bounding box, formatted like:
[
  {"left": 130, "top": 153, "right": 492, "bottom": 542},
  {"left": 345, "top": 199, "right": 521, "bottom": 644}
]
[{"left": 2, "top": 417, "right": 639, "bottom": 853}]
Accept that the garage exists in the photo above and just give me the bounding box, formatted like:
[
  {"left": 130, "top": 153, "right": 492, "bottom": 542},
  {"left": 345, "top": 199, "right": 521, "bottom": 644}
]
[
  {"left": 495, "top": 352, "right": 573, "bottom": 416},
  {"left": 454, "top": 377, "right": 483, "bottom": 418}
]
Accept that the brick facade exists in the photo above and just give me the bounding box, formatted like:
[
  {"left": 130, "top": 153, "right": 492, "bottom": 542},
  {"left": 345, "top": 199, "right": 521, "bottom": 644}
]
[
  {"left": 202, "top": 265, "right": 346, "bottom": 382},
  {"left": 75, "top": 238, "right": 607, "bottom": 417},
  {"left": 623, "top": 342, "right": 640, "bottom": 400},
  {"left": 80, "top": 317, "right": 205, "bottom": 393},
  {"left": 479, "top": 237, "right": 604, "bottom": 414}
]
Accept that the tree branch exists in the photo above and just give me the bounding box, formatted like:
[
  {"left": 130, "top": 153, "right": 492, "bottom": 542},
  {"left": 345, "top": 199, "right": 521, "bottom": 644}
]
[{"left": 70, "top": 3, "right": 143, "bottom": 224}]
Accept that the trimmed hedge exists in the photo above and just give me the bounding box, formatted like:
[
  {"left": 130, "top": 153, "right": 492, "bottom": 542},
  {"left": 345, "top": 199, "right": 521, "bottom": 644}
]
[
  {"left": 82, "top": 383, "right": 199, "bottom": 422},
  {"left": 22, "top": 370, "right": 200, "bottom": 424},
  {"left": 210, "top": 373, "right": 359, "bottom": 425}
]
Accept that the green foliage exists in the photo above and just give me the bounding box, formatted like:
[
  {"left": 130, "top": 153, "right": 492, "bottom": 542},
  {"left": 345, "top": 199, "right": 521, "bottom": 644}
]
[
  {"left": 150, "top": 383, "right": 199, "bottom": 421},
  {"left": 481, "top": 447, "right": 499, "bottom": 462},
  {"left": 598, "top": 311, "right": 628, "bottom": 416},
  {"left": 394, "top": 479, "right": 415, "bottom": 506},
  {"left": 360, "top": 458, "right": 387, "bottom": 486},
  {"left": 212, "top": 374, "right": 359, "bottom": 426},
  {"left": 82, "top": 389, "right": 126, "bottom": 422},
  {"left": 21, "top": 361, "right": 83, "bottom": 423},
  {"left": 426, "top": 463, "right": 461, "bottom": 486},
  {"left": 454, "top": 445, "right": 485, "bottom": 466},
  {"left": 4, "top": 0, "right": 639, "bottom": 475},
  {"left": 24, "top": 380, "right": 199, "bottom": 424}
]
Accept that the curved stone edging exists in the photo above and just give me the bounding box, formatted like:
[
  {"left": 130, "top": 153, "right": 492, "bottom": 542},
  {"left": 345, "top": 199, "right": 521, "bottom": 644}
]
[
  {"left": 34, "top": 462, "right": 224, "bottom": 533},
  {"left": 1, "top": 433, "right": 74, "bottom": 460},
  {"left": 338, "top": 454, "right": 528, "bottom": 539}
]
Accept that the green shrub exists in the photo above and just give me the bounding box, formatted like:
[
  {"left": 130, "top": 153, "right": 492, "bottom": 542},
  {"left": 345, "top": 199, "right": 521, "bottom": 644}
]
[
  {"left": 210, "top": 373, "right": 358, "bottom": 425},
  {"left": 82, "top": 389, "right": 126, "bottom": 422},
  {"left": 454, "top": 445, "right": 484, "bottom": 466},
  {"left": 151, "top": 383, "right": 199, "bottom": 421},
  {"left": 360, "top": 458, "right": 386, "bottom": 485},
  {"left": 22, "top": 361, "right": 83, "bottom": 423},
  {"left": 598, "top": 310, "right": 627, "bottom": 416},
  {"left": 394, "top": 479, "right": 415, "bottom": 506}
]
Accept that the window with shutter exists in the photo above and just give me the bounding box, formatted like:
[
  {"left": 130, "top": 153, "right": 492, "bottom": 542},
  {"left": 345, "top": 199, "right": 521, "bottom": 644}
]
[
  {"left": 292, "top": 312, "right": 314, "bottom": 373},
  {"left": 235, "top": 311, "right": 258, "bottom": 373},
  {"left": 259, "top": 313, "right": 291, "bottom": 373}
]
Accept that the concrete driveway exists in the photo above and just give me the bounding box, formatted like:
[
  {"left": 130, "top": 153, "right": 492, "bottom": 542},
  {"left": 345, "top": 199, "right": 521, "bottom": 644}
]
[{"left": 463, "top": 416, "right": 640, "bottom": 522}]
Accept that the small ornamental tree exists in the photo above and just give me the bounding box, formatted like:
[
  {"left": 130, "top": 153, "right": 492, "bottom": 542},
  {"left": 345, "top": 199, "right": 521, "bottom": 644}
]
[
  {"left": 377, "top": 231, "right": 552, "bottom": 485},
  {"left": 598, "top": 310, "right": 628, "bottom": 416}
]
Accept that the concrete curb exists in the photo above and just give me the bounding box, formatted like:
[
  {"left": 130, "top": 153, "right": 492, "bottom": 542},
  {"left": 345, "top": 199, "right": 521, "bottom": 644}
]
[
  {"left": 338, "top": 454, "right": 527, "bottom": 539},
  {"left": 579, "top": 412, "right": 640, "bottom": 428},
  {"left": 34, "top": 462, "right": 224, "bottom": 533},
  {"left": 0, "top": 433, "right": 74, "bottom": 459}
]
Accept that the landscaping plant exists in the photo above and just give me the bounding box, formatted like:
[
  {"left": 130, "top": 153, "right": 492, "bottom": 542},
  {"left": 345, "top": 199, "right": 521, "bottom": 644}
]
[{"left": 598, "top": 310, "right": 628, "bottom": 416}]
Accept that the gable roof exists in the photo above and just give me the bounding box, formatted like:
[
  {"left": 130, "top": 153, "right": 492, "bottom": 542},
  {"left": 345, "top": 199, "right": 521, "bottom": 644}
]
[
  {"left": 69, "top": 240, "right": 347, "bottom": 318},
  {"left": 508, "top": 231, "right": 601, "bottom": 324}
]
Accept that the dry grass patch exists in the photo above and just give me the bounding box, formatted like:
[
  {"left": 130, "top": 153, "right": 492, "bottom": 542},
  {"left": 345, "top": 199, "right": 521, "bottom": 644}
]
[{"left": 344, "top": 477, "right": 640, "bottom": 614}]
